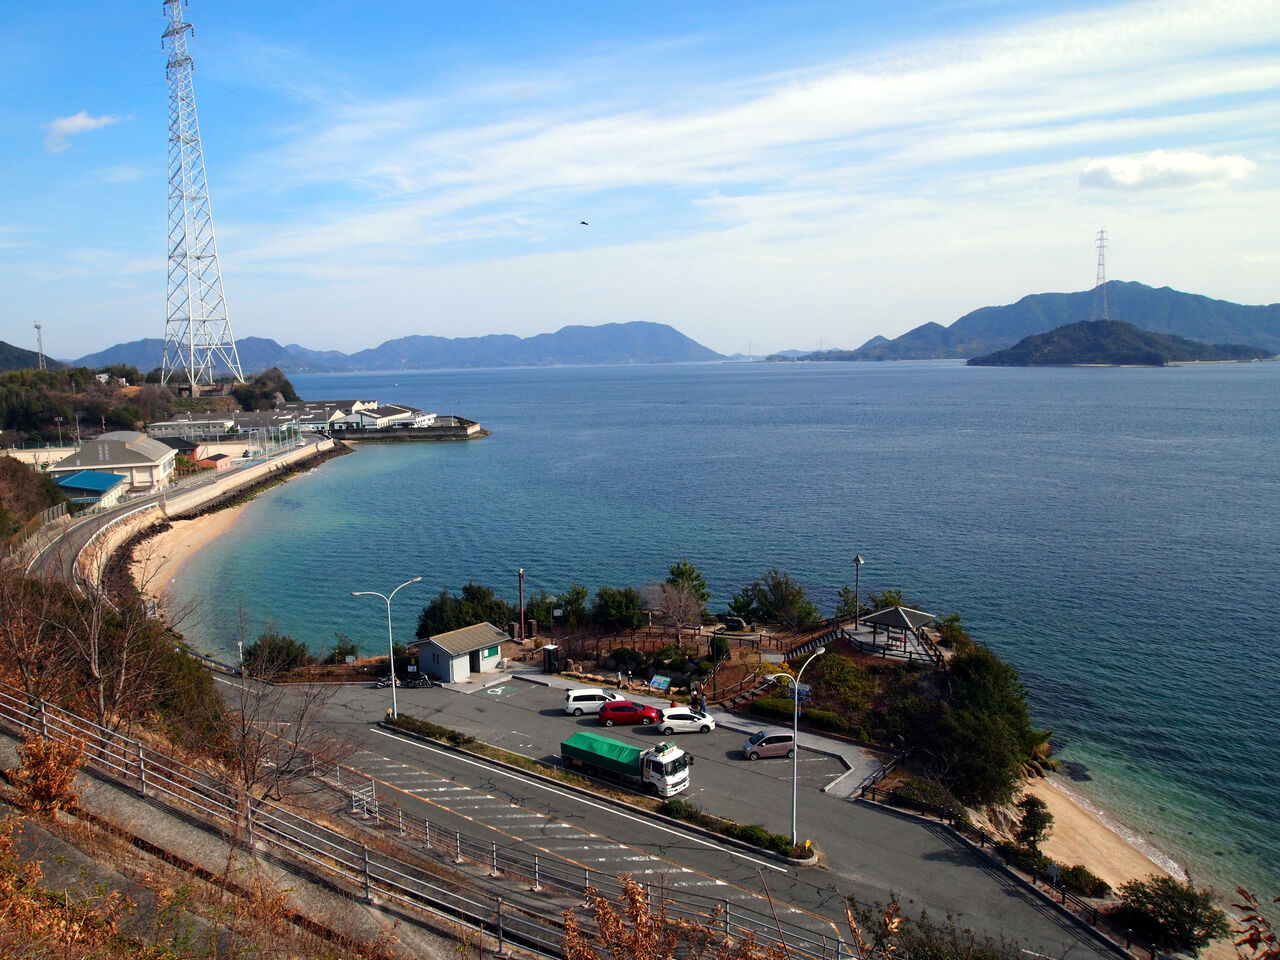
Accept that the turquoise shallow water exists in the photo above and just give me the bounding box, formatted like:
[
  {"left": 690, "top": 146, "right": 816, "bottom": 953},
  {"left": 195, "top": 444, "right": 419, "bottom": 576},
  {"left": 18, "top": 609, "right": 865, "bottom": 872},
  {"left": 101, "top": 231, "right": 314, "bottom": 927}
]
[{"left": 172, "top": 360, "right": 1280, "bottom": 901}]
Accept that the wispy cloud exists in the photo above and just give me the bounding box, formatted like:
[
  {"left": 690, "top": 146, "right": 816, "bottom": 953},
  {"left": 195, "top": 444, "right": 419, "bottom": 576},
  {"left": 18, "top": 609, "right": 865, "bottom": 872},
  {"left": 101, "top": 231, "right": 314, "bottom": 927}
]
[
  {"left": 43, "top": 111, "right": 124, "bottom": 153},
  {"left": 1081, "top": 149, "right": 1256, "bottom": 190}
]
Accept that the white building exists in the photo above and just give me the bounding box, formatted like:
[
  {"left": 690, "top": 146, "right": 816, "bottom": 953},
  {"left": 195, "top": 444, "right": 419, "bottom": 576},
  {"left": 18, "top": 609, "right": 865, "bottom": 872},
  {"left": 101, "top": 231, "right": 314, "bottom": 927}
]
[{"left": 410, "top": 622, "right": 507, "bottom": 684}]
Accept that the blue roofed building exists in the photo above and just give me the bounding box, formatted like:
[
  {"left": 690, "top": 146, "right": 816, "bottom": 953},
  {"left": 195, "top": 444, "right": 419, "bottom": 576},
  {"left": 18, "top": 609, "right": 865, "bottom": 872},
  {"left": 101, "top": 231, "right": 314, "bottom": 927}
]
[{"left": 54, "top": 470, "right": 129, "bottom": 509}]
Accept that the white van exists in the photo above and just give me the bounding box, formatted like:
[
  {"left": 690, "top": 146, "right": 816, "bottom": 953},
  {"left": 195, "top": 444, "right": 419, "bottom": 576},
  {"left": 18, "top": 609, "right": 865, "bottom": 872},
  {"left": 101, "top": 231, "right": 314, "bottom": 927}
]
[{"left": 564, "top": 688, "right": 625, "bottom": 716}]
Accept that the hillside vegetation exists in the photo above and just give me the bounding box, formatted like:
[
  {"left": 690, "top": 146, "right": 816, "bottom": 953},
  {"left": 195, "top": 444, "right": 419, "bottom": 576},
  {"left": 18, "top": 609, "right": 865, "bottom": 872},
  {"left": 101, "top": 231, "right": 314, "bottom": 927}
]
[{"left": 968, "top": 320, "right": 1272, "bottom": 366}]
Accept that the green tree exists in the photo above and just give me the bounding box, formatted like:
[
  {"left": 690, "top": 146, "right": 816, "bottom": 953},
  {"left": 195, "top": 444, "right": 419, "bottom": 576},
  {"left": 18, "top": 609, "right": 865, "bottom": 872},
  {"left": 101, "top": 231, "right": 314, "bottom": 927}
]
[
  {"left": 558, "top": 583, "right": 590, "bottom": 629},
  {"left": 834, "top": 585, "right": 866, "bottom": 620},
  {"left": 1013, "top": 794, "right": 1053, "bottom": 850},
  {"left": 242, "top": 630, "right": 312, "bottom": 675},
  {"left": 1112, "top": 876, "right": 1229, "bottom": 956},
  {"left": 592, "top": 585, "right": 643, "bottom": 633},
  {"left": 751, "top": 567, "right": 820, "bottom": 631},
  {"left": 666, "top": 558, "right": 711, "bottom": 618},
  {"left": 325, "top": 632, "right": 359, "bottom": 665},
  {"left": 918, "top": 645, "right": 1049, "bottom": 805},
  {"left": 869, "top": 588, "right": 904, "bottom": 611},
  {"left": 935, "top": 612, "right": 973, "bottom": 650},
  {"left": 727, "top": 586, "right": 757, "bottom": 623},
  {"left": 416, "top": 582, "right": 514, "bottom": 639}
]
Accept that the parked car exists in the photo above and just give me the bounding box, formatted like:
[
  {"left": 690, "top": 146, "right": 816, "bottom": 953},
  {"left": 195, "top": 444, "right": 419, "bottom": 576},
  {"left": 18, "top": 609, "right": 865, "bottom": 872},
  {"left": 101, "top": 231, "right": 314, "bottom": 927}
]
[
  {"left": 659, "top": 707, "right": 715, "bottom": 735},
  {"left": 742, "top": 730, "right": 795, "bottom": 760},
  {"left": 564, "top": 688, "right": 625, "bottom": 717},
  {"left": 599, "top": 700, "right": 661, "bottom": 727}
]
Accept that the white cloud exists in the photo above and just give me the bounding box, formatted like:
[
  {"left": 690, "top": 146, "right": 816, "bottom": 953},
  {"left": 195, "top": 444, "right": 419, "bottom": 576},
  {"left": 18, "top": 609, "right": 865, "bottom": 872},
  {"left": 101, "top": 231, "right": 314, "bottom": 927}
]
[
  {"left": 1081, "top": 149, "right": 1257, "bottom": 190},
  {"left": 43, "top": 111, "right": 124, "bottom": 153}
]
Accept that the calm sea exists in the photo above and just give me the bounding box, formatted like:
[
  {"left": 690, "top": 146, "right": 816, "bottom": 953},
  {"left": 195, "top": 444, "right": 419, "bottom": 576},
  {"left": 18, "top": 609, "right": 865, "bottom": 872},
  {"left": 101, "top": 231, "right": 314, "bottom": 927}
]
[{"left": 172, "top": 360, "right": 1280, "bottom": 900}]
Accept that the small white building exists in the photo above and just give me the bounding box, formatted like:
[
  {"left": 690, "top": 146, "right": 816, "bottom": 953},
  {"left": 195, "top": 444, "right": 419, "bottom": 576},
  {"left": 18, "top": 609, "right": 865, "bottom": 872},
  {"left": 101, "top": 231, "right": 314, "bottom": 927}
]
[
  {"left": 48, "top": 432, "right": 177, "bottom": 492},
  {"left": 411, "top": 622, "right": 507, "bottom": 684},
  {"left": 332, "top": 403, "right": 436, "bottom": 431}
]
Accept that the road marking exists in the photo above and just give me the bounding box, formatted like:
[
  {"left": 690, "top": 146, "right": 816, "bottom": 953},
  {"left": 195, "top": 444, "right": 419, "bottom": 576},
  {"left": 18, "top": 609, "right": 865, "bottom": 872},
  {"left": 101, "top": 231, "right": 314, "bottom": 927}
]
[
  {"left": 486, "top": 686, "right": 508, "bottom": 696},
  {"left": 372, "top": 727, "right": 786, "bottom": 872}
]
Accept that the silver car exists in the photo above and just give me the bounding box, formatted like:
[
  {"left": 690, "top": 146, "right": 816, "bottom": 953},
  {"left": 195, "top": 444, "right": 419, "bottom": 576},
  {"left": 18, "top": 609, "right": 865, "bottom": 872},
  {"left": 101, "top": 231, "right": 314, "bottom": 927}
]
[
  {"left": 659, "top": 707, "right": 715, "bottom": 735},
  {"left": 742, "top": 729, "right": 795, "bottom": 760}
]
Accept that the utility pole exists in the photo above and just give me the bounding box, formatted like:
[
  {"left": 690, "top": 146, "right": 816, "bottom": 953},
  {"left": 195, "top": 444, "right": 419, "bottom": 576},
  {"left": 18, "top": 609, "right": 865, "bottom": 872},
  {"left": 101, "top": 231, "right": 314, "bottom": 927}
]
[
  {"left": 518, "top": 568, "right": 526, "bottom": 644},
  {"left": 1092, "top": 228, "right": 1109, "bottom": 321},
  {"left": 160, "top": 0, "right": 244, "bottom": 393},
  {"left": 34, "top": 323, "right": 46, "bottom": 371}
]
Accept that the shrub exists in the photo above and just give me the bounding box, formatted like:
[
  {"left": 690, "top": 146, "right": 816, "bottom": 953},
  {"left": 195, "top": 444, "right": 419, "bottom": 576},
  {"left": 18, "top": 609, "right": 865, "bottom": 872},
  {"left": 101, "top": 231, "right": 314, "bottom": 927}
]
[
  {"left": 1014, "top": 794, "right": 1053, "bottom": 850},
  {"left": 1059, "top": 864, "right": 1111, "bottom": 898},
  {"left": 1110, "top": 875, "right": 1229, "bottom": 956},
  {"left": 749, "top": 696, "right": 795, "bottom": 723},
  {"left": 893, "top": 777, "right": 970, "bottom": 825},
  {"left": 803, "top": 708, "right": 850, "bottom": 733}
]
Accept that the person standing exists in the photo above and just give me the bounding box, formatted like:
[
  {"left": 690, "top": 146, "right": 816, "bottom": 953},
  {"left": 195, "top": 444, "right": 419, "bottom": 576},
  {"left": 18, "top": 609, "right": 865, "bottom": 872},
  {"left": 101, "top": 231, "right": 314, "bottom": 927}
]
[{"left": 615, "top": 670, "right": 622, "bottom": 689}]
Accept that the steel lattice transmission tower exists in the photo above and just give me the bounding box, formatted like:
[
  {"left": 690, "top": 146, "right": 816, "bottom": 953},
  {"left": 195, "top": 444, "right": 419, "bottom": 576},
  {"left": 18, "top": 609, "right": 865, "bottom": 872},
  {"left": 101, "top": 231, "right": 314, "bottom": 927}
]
[
  {"left": 161, "top": 0, "right": 244, "bottom": 393},
  {"left": 1091, "top": 228, "right": 1109, "bottom": 321}
]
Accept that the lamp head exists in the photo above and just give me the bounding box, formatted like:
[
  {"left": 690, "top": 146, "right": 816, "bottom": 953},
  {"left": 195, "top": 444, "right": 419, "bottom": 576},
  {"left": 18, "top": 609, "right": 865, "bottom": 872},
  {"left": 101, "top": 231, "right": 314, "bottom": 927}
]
[{"left": 815, "top": 646, "right": 827, "bottom": 656}]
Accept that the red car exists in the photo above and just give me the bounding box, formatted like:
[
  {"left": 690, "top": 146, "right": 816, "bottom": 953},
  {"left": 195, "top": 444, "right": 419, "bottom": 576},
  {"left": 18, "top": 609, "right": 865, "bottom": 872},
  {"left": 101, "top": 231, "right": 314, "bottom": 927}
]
[{"left": 598, "top": 700, "right": 660, "bottom": 727}]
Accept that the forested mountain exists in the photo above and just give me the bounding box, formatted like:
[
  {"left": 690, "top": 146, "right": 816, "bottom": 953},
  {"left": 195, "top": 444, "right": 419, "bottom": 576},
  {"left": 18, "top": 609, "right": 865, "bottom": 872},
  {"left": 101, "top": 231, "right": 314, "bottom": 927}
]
[
  {"left": 778, "top": 282, "right": 1280, "bottom": 361},
  {"left": 0, "top": 341, "right": 63, "bottom": 373},
  {"left": 72, "top": 322, "right": 723, "bottom": 374},
  {"left": 968, "top": 320, "right": 1272, "bottom": 366}
]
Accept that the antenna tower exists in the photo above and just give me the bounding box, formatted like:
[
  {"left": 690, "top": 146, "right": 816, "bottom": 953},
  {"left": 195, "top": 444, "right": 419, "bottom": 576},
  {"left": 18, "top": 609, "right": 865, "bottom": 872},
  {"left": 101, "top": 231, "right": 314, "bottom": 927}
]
[
  {"left": 161, "top": 0, "right": 244, "bottom": 393},
  {"left": 33, "top": 323, "right": 46, "bottom": 371},
  {"left": 1092, "top": 228, "right": 1109, "bottom": 321}
]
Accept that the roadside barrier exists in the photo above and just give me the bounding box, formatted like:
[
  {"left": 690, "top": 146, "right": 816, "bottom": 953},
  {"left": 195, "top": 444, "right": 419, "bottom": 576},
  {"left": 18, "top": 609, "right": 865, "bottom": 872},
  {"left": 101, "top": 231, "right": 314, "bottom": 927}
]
[
  {"left": 859, "top": 785, "right": 1155, "bottom": 960},
  {"left": 0, "top": 677, "right": 849, "bottom": 960}
]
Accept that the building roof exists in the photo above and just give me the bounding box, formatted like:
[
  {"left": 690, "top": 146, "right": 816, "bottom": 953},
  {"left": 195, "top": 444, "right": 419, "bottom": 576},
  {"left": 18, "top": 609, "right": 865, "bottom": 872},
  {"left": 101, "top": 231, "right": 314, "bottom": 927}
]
[
  {"left": 419, "top": 622, "right": 509, "bottom": 656},
  {"left": 155, "top": 436, "right": 199, "bottom": 453},
  {"left": 54, "top": 470, "right": 127, "bottom": 494},
  {"left": 860, "top": 606, "right": 936, "bottom": 630},
  {"left": 54, "top": 432, "right": 176, "bottom": 470}
]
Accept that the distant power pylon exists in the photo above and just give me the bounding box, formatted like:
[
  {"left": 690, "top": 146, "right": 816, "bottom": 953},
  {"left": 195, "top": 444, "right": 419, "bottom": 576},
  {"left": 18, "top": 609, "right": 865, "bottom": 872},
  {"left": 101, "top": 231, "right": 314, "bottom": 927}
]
[
  {"left": 33, "top": 322, "right": 46, "bottom": 371},
  {"left": 1092, "top": 228, "right": 1109, "bottom": 321},
  {"left": 161, "top": 0, "right": 244, "bottom": 393}
]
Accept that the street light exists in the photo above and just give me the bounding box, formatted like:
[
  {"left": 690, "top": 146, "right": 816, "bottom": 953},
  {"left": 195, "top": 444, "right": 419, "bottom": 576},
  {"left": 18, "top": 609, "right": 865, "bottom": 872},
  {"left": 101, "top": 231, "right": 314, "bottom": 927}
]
[
  {"left": 853, "top": 555, "right": 865, "bottom": 629},
  {"left": 351, "top": 576, "right": 422, "bottom": 719},
  {"left": 768, "top": 645, "right": 827, "bottom": 849}
]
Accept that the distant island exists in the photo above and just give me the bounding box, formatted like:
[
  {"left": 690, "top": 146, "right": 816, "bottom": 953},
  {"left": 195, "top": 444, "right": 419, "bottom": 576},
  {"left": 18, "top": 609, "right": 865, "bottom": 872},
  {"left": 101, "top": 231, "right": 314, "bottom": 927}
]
[
  {"left": 770, "top": 281, "right": 1280, "bottom": 361},
  {"left": 967, "top": 320, "right": 1272, "bottom": 367}
]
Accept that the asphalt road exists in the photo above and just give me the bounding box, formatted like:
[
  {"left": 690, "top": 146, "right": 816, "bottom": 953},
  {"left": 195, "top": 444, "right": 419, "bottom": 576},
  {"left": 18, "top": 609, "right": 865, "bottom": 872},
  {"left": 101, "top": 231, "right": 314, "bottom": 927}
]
[{"left": 305, "top": 676, "right": 1118, "bottom": 960}]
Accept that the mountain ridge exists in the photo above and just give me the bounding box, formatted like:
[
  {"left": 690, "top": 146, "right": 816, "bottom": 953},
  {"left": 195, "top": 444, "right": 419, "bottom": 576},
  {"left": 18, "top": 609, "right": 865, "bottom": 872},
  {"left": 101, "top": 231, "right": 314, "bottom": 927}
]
[
  {"left": 70, "top": 321, "right": 723, "bottom": 374},
  {"left": 775, "top": 282, "right": 1280, "bottom": 360}
]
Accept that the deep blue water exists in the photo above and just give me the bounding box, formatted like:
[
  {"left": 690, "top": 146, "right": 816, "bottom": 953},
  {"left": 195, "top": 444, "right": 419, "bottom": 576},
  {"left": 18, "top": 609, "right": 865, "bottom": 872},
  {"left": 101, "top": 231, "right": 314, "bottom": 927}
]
[{"left": 173, "top": 360, "right": 1280, "bottom": 899}]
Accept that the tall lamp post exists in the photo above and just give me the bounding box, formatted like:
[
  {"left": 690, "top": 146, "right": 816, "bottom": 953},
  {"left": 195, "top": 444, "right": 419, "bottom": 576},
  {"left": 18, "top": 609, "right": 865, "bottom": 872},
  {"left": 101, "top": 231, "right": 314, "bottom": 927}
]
[
  {"left": 853, "top": 555, "right": 865, "bottom": 629},
  {"left": 770, "top": 645, "right": 827, "bottom": 849},
  {"left": 351, "top": 576, "right": 422, "bottom": 719}
]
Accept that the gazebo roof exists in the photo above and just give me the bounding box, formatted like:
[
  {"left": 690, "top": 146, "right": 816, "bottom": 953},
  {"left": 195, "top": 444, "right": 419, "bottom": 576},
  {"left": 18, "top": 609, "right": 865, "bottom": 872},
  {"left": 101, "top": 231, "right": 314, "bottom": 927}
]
[{"left": 860, "top": 605, "right": 936, "bottom": 630}]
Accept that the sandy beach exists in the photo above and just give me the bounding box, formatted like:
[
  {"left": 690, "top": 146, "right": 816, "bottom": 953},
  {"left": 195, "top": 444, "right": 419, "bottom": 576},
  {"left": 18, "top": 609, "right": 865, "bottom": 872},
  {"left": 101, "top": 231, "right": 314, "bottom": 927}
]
[
  {"left": 129, "top": 503, "right": 251, "bottom": 611},
  {"left": 1024, "top": 776, "right": 1173, "bottom": 891}
]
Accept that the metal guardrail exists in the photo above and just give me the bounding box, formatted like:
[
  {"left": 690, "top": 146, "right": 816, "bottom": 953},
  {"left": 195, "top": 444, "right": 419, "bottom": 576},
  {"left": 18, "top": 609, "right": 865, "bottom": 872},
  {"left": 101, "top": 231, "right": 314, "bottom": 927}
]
[
  {"left": 315, "top": 756, "right": 848, "bottom": 960},
  {"left": 0, "top": 678, "right": 849, "bottom": 960}
]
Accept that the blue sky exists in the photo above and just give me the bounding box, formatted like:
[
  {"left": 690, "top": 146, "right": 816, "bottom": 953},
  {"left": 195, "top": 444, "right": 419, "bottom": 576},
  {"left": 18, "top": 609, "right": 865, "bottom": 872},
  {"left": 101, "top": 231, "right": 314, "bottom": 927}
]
[{"left": 2, "top": 0, "right": 1276, "bottom": 360}]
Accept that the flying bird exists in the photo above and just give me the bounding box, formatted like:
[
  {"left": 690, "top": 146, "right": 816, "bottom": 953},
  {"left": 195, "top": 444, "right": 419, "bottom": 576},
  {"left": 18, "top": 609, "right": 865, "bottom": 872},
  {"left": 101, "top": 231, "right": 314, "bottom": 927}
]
[{"left": 580, "top": 221, "right": 588, "bottom": 225}]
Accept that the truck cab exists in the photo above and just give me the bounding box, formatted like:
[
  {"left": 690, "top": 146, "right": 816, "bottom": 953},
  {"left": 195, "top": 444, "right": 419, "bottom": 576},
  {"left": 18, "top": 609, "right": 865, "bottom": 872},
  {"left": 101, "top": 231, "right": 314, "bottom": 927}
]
[{"left": 644, "top": 741, "right": 691, "bottom": 796}]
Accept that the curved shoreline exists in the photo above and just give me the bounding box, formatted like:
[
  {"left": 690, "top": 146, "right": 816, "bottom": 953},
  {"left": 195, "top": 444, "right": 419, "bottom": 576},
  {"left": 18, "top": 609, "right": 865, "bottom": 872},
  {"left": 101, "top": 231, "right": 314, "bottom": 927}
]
[{"left": 135, "top": 499, "right": 1182, "bottom": 901}]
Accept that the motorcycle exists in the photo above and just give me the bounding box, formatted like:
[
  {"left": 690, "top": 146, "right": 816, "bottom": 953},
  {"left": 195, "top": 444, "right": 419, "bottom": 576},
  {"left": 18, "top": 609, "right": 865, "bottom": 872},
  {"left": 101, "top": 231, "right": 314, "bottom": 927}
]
[
  {"left": 374, "top": 675, "right": 400, "bottom": 688},
  {"left": 404, "top": 675, "right": 435, "bottom": 689}
]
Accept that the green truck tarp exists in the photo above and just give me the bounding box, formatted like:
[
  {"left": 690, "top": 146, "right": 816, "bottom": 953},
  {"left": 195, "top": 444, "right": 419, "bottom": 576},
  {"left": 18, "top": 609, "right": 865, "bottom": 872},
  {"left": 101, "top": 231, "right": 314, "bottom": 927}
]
[{"left": 561, "top": 730, "right": 644, "bottom": 778}]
